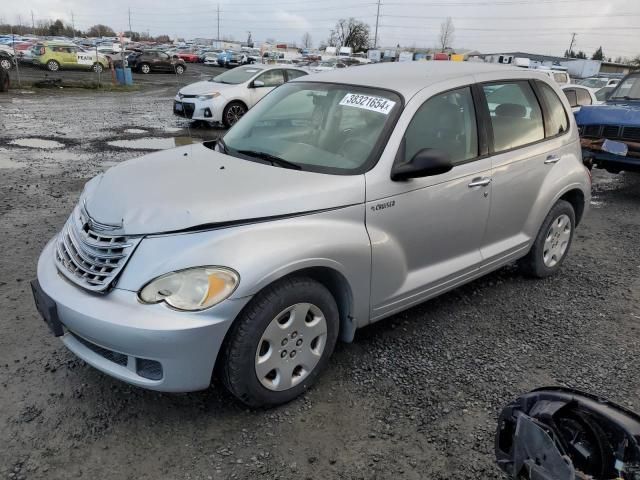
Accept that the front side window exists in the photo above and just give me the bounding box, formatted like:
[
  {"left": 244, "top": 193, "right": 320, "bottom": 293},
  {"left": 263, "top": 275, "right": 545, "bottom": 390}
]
[
  {"left": 256, "top": 69, "right": 285, "bottom": 87},
  {"left": 222, "top": 82, "right": 401, "bottom": 174},
  {"left": 483, "top": 82, "right": 544, "bottom": 152},
  {"left": 402, "top": 87, "right": 478, "bottom": 165},
  {"left": 537, "top": 82, "right": 569, "bottom": 136}
]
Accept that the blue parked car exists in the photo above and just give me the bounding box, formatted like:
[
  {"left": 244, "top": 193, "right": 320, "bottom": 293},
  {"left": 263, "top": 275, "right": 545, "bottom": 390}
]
[
  {"left": 217, "top": 50, "right": 250, "bottom": 68},
  {"left": 576, "top": 72, "right": 640, "bottom": 173}
]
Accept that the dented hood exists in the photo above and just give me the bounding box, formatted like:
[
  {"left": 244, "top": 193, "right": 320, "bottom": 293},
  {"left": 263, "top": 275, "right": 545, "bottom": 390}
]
[{"left": 82, "top": 143, "right": 364, "bottom": 235}]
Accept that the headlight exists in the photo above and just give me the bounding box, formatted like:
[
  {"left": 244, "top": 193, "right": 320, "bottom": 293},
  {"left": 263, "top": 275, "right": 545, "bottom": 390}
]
[
  {"left": 139, "top": 267, "right": 239, "bottom": 311},
  {"left": 197, "top": 93, "right": 221, "bottom": 101}
]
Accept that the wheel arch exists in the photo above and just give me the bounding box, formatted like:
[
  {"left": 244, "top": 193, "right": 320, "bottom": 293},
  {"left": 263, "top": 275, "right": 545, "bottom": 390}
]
[
  {"left": 559, "top": 188, "right": 585, "bottom": 226},
  {"left": 225, "top": 98, "right": 249, "bottom": 111},
  {"left": 212, "top": 265, "right": 357, "bottom": 381}
]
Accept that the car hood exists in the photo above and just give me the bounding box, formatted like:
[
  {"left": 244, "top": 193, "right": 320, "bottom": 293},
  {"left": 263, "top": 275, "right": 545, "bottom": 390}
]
[
  {"left": 82, "top": 143, "right": 364, "bottom": 236},
  {"left": 179, "top": 80, "right": 240, "bottom": 96},
  {"left": 576, "top": 101, "right": 640, "bottom": 127}
]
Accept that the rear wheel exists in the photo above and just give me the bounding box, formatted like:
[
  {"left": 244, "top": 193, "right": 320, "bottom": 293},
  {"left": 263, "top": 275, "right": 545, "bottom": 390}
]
[
  {"left": 140, "top": 63, "right": 151, "bottom": 74},
  {"left": 46, "top": 60, "right": 60, "bottom": 72},
  {"left": 221, "top": 277, "right": 339, "bottom": 407},
  {"left": 175, "top": 64, "right": 185, "bottom": 75},
  {"left": 0, "top": 58, "right": 12, "bottom": 70},
  {"left": 519, "top": 200, "right": 575, "bottom": 278},
  {"left": 222, "top": 101, "right": 247, "bottom": 127},
  {"left": 92, "top": 62, "right": 103, "bottom": 73}
]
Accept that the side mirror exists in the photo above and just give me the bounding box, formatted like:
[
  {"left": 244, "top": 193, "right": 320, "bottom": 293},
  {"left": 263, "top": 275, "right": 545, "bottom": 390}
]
[
  {"left": 252, "top": 80, "right": 265, "bottom": 88},
  {"left": 391, "top": 148, "right": 453, "bottom": 181}
]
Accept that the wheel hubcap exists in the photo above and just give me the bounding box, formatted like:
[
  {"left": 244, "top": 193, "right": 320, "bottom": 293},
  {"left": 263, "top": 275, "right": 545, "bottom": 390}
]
[
  {"left": 255, "top": 303, "right": 328, "bottom": 392},
  {"left": 543, "top": 214, "right": 571, "bottom": 267},
  {"left": 226, "top": 105, "right": 245, "bottom": 125},
  {"left": 1, "top": 59, "right": 9, "bottom": 69}
]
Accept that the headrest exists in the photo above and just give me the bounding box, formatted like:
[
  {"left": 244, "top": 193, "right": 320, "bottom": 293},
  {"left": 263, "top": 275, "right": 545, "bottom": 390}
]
[{"left": 495, "top": 103, "right": 526, "bottom": 118}]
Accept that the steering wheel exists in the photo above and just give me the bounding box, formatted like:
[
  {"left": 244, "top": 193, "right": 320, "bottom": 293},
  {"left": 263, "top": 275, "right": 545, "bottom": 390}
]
[{"left": 338, "top": 137, "right": 371, "bottom": 159}]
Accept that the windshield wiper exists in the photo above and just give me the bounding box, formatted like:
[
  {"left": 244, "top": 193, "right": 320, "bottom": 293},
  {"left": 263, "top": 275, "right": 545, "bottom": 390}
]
[
  {"left": 217, "top": 137, "right": 228, "bottom": 153},
  {"left": 236, "top": 150, "right": 302, "bottom": 170},
  {"left": 611, "top": 95, "right": 639, "bottom": 101}
]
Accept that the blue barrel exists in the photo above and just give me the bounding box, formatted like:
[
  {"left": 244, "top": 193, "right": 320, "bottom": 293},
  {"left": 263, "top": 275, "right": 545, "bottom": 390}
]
[{"left": 115, "top": 68, "right": 133, "bottom": 85}]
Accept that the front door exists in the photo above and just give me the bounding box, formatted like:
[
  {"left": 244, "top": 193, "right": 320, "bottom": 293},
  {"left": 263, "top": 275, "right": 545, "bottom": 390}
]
[
  {"left": 367, "top": 86, "right": 492, "bottom": 320},
  {"left": 248, "top": 69, "right": 285, "bottom": 107}
]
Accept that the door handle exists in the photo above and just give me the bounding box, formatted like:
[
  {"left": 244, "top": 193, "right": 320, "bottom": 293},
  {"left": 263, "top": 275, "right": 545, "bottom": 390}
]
[
  {"left": 468, "top": 177, "right": 492, "bottom": 188},
  {"left": 545, "top": 155, "right": 561, "bottom": 164}
]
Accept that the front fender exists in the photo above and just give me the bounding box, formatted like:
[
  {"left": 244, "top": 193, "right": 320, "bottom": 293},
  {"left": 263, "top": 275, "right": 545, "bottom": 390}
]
[{"left": 116, "top": 204, "right": 372, "bottom": 328}]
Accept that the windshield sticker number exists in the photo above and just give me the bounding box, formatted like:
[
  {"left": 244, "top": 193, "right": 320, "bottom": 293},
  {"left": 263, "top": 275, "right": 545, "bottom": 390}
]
[{"left": 339, "top": 93, "right": 396, "bottom": 114}]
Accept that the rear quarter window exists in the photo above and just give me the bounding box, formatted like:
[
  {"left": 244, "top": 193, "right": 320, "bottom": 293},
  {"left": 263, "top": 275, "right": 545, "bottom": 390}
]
[{"left": 536, "top": 81, "right": 569, "bottom": 137}]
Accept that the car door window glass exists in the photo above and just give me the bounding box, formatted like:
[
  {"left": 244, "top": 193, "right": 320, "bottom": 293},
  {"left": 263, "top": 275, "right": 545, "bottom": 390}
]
[
  {"left": 537, "top": 82, "right": 569, "bottom": 137},
  {"left": 483, "top": 82, "right": 544, "bottom": 152},
  {"left": 403, "top": 87, "right": 478, "bottom": 165},
  {"left": 286, "top": 69, "right": 308, "bottom": 81},
  {"left": 256, "top": 69, "right": 285, "bottom": 87},
  {"left": 576, "top": 88, "right": 592, "bottom": 106},
  {"left": 553, "top": 73, "right": 568, "bottom": 84}
]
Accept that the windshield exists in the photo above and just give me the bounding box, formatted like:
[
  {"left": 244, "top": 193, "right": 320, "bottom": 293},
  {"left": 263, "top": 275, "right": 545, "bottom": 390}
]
[
  {"left": 222, "top": 82, "right": 401, "bottom": 174},
  {"left": 595, "top": 86, "right": 614, "bottom": 101},
  {"left": 579, "top": 78, "right": 607, "bottom": 89},
  {"left": 211, "top": 67, "right": 261, "bottom": 84},
  {"left": 610, "top": 75, "right": 640, "bottom": 100}
]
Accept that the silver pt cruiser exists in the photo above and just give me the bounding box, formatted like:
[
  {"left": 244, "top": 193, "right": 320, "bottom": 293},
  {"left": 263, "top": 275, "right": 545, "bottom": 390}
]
[{"left": 32, "top": 63, "right": 591, "bottom": 407}]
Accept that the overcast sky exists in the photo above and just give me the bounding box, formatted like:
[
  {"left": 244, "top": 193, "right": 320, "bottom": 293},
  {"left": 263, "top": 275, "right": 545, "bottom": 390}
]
[{"left": 1, "top": 0, "right": 639, "bottom": 59}]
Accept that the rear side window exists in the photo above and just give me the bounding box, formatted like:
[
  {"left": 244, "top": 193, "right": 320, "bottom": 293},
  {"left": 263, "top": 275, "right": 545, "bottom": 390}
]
[
  {"left": 403, "top": 87, "right": 478, "bottom": 165},
  {"left": 286, "top": 69, "right": 307, "bottom": 81},
  {"left": 537, "top": 82, "right": 569, "bottom": 137},
  {"left": 257, "top": 69, "right": 285, "bottom": 87},
  {"left": 483, "top": 82, "right": 544, "bottom": 152},
  {"left": 553, "top": 72, "right": 568, "bottom": 84},
  {"left": 576, "top": 88, "right": 592, "bottom": 106}
]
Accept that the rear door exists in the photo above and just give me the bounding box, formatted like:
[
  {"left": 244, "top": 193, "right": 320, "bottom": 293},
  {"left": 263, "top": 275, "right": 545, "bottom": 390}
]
[{"left": 478, "top": 79, "right": 571, "bottom": 265}]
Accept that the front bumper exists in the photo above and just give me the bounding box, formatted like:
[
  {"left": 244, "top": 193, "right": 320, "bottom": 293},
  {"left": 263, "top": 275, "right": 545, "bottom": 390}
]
[
  {"left": 36, "top": 239, "right": 251, "bottom": 392},
  {"left": 173, "top": 96, "right": 224, "bottom": 122},
  {"left": 581, "top": 138, "right": 640, "bottom": 172}
]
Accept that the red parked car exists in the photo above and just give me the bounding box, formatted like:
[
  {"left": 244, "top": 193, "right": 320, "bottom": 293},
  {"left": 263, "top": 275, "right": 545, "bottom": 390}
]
[{"left": 177, "top": 52, "right": 199, "bottom": 63}]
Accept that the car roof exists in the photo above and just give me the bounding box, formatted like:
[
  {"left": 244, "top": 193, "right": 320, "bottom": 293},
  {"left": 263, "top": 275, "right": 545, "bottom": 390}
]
[{"left": 295, "top": 62, "right": 540, "bottom": 98}]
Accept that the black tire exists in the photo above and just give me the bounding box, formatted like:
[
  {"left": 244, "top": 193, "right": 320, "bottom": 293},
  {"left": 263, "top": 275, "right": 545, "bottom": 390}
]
[
  {"left": 222, "top": 101, "right": 247, "bottom": 128},
  {"left": 140, "top": 63, "right": 151, "bottom": 74},
  {"left": 46, "top": 60, "right": 60, "bottom": 72},
  {"left": 221, "top": 276, "right": 339, "bottom": 408},
  {"left": 519, "top": 199, "right": 575, "bottom": 278},
  {"left": 0, "top": 57, "right": 12, "bottom": 71},
  {"left": 175, "top": 64, "right": 185, "bottom": 75}
]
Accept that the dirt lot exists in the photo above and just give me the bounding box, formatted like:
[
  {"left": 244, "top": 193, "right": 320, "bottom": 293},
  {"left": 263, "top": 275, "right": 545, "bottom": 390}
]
[{"left": 0, "top": 86, "right": 639, "bottom": 480}]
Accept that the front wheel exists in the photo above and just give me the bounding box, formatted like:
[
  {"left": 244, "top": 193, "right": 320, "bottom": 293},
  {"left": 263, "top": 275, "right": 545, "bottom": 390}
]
[
  {"left": 92, "top": 62, "right": 103, "bottom": 73},
  {"left": 519, "top": 200, "right": 575, "bottom": 278},
  {"left": 222, "top": 101, "right": 247, "bottom": 127},
  {"left": 46, "top": 60, "right": 60, "bottom": 72},
  {"left": 140, "top": 63, "right": 151, "bottom": 74},
  {"left": 221, "top": 277, "right": 339, "bottom": 407},
  {"left": 0, "top": 58, "right": 12, "bottom": 70},
  {"left": 175, "top": 64, "right": 185, "bottom": 74}
]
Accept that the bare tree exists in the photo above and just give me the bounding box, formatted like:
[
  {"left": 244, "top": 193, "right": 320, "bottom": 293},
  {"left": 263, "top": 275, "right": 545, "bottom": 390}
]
[
  {"left": 301, "top": 32, "right": 313, "bottom": 49},
  {"left": 328, "top": 18, "right": 370, "bottom": 52},
  {"left": 438, "top": 17, "right": 455, "bottom": 52}
]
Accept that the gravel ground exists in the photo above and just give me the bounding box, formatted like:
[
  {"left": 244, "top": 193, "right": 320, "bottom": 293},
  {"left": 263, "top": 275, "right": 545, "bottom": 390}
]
[{"left": 0, "top": 87, "right": 639, "bottom": 480}]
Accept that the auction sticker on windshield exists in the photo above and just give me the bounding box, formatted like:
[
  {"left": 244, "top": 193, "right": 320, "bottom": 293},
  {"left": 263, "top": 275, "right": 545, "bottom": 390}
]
[{"left": 339, "top": 93, "right": 396, "bottom": 114}]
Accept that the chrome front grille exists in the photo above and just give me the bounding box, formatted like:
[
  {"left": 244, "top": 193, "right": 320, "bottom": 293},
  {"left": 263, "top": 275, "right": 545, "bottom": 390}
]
[{"left": 54, "top": 206, "right": 140, "bottom": 292}]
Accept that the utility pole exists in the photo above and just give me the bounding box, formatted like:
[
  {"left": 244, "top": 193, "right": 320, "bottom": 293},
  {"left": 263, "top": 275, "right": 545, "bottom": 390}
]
[
  {"left": 567, "top": 32, "right": 576, "bottom": 58},
  {"left": 71, "top": 11, "right": 75, "bottom": 36},
  {"left": 31, "top": 11, "right": 35, "bottom": 34},
  {"left": 374, "top": 0, "right": 381, "bottom": 48},
  {"left": 217, "top": 4, "right": 220, "bottom": 48},
  {"left": 128, "top": 8, "right": 132, "bottom": 35}
]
